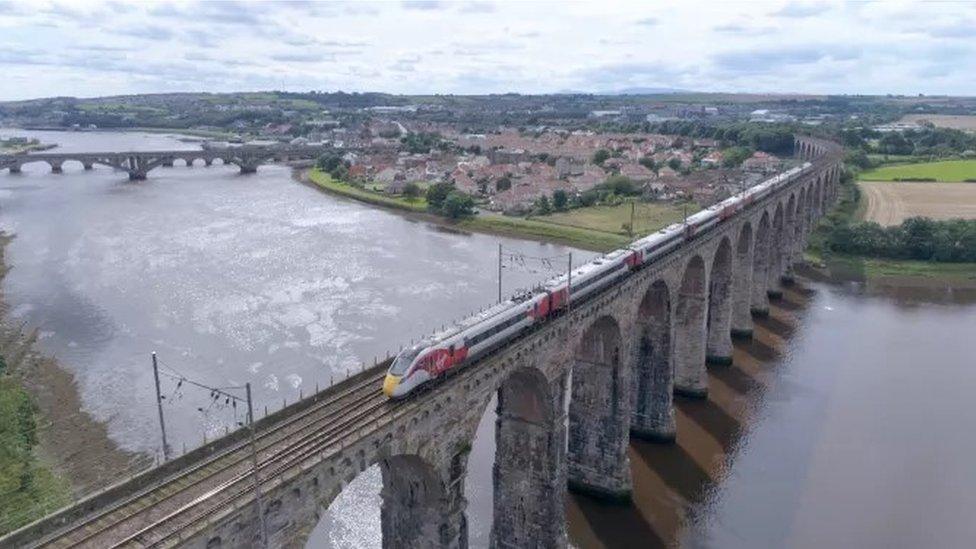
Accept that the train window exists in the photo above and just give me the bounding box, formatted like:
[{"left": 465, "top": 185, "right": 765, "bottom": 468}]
[{"left": 449, "top": 345, "right": 455, "bottom": 356}]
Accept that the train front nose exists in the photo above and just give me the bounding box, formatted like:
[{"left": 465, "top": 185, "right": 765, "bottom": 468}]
[{"left": 383, "top": 374, "right": 401, "bottom": 397}]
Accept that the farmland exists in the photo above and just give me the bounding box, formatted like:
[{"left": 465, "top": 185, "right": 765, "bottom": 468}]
[
  {"left": 859, "top": 160, "right": 976, "bottom": 182},
  {"left": 898, "top": 114, "right": 976, "bottom": 131},
  {"left": 859, "top": 181, "right": 976, "bottom": 226}
]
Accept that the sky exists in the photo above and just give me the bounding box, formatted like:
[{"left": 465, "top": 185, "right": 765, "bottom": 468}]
[{"left": 0, "top": 0, "right": 974, "bottom": 101}]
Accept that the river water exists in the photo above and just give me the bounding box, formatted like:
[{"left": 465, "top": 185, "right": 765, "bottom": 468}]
[{"left": 2, "top": 130, "right": 975, "bottom": 548}]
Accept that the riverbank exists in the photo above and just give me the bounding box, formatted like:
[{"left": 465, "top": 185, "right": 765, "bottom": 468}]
[
  {"left": 299, "top": 168, "right": 629, "bottom": 252},
  {"left": 805, "top": 170, "right": 976, "bottom": 285},
  {"left": 0, "top": 233, "right": 146, "bottom": 535}
]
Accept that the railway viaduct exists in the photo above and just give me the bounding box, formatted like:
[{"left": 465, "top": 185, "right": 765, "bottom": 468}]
[
  {"left": 3, "top": 137, "right": 843, "bottom": 549},
  {"left": 0, "top": 144, "right": 330, "bottom": 180}
]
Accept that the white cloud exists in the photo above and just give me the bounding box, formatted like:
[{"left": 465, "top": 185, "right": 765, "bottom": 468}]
[{"left": 0, "top": 0, "right": 971, "bottom": 100}]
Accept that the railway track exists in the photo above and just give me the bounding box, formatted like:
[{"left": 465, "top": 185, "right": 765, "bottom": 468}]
[{"left": 36, "top": 370, "right": 387, "bottom": 549}]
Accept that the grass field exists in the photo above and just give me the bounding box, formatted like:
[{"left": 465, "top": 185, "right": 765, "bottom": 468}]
[
  {"left": 535, "top": 201, "right": 693, "bottom": 236},
  {"left": 307, "top": 169, "right": 428, "bottom": 212},
  {"left": 859, "top": 160, "right": 976, "bottom": 182},
  {"left": 0, "top": 375, "right": 71, "bottom": 535}
]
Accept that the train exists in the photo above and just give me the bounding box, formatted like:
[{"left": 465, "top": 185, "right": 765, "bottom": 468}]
[{"left": 382, "top": 162, "right": 813, "bottom": 398}]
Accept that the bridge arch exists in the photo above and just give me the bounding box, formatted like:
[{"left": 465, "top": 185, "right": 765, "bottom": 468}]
[
  {"left": 767, "top": 202, "right": 786, "bottom": 297},
  {"left": 783, "top": 193, "right": 798, "bottom": 281},
  {"left": 706, "top": 237, "right": 734, "bottom": 364},
  {"left": 492, "top": 365, "right": 567, "bottom": 547},
  {"left": 568, "top": 314, "right": 631, "bottom": 500},
  {"left": 674, "top": 254, "right": 708, "bottom": 398},
  {"left": 378, "top": 454, "right": 457, "bottom": 548},
  {"left": 751, "top": 211, "right": 771, "bottom": 315},
  {"left": 731, "top": 222, "right": 754, "bottom": 337},
  {"left": 631, "top": 279, "right": 674, "bottom": 441}
]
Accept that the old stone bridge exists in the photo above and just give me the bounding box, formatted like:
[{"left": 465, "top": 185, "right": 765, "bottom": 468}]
[
  {"left": 0, "top": 144, "right": 331, "bottom": 180},
  {"left": 2, "top": 138, "right": 843, "bottom": 549}
]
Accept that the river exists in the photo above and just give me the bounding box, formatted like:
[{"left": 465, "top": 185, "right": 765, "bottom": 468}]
[{"left": 1, "top": 130, "right": 974, "bottom": 548}]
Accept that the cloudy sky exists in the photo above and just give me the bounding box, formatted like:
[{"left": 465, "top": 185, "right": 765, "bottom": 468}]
[{"left": 0, "top": 0, "right": 973, "bottom": 101}]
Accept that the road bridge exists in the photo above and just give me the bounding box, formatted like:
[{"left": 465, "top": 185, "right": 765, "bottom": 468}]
[
  {"left": 0, "top": 145, "right": 331, "bottom": 180},
  {"left": 1, "top": 137, "right": 843, "bottom": 549}
]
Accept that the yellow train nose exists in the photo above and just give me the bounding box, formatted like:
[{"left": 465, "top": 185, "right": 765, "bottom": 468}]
[{"left": 383, "top": 374, "right": 401, "bottom": 398}]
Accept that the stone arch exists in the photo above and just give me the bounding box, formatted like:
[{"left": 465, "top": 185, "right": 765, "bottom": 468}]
[
  {"left": 379, "top": 454, "right": 455, "bottom": 548},
  {"left": 783, "top": 193, "right": 797, "bottom": 281},
  {"left": 492, "top": 366, "right": 567, "bottom": 547},
  {"left": 568, "top": 314, "right": 631, "bottom": 500},
  {"left": 674, "top": 255, "right": 708, "bottom": 398},
  {"left": 767, "top": 202, "right": 785, "bottom": 297},
  {"left": 706, "top": 237, "right": 734, "bottom": 364},
  {"left": 751, "top": 211, "right": 771, "bottom": 315},
  {"left": 631, "top": 279, "right": 674, "bottom": 441},
  {"left": 731, "top": 222, "right": 754, "bottom": 337}
]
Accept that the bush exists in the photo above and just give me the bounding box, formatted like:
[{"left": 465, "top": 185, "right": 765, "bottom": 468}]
[
  {"left": 552, "top": 190, "right": 568, "bottom": 211},
  {"left": 592, "top": 149, "right": 610, "bottom": 166},
  {"left": 601, "top": 175, "right": 640, "bottom": 196},
  {"left": 426, "top": 181, "right": 455, "bottom": 211},
  {"left": 402, "top": 182, "right": 421, "bottom": 199},
  {"left": 534, "top": 195, "right": 552, "bottom": 215},
  {"left": 827, "top": 217, "right": 976, "bottom": 262},
  {"left": 441, "top": 192, "right": 475, "bottom": 219}
]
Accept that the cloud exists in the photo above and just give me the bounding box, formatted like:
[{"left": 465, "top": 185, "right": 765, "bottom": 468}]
[
  {"left": 713, "top": 23, "right": 777, "bottom": 36},
  {"left": 771, "top": 1, "right": 830, "bottom": 18},
  {"left": 458, "top": 2, "right": 495, "bottom": 13},
  {"left": 402, "top": 1, "right": 443, "bottom": 11},
  {"left": 635, "top": 17, "right": 658, "bottom": 26},
  {"left": 115, "top": 25, "right": 175, "bottom": 41},
  {"left": 271, "top": 52, "right": 334, "bottom": 63},
  {"left": 712, "top": 44, "right": 859, "bottom": 75}
]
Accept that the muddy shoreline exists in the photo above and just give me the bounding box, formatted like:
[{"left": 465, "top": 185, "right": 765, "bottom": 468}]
[{"left": 0, "top": 233, "right": 146, "bottom": 503}]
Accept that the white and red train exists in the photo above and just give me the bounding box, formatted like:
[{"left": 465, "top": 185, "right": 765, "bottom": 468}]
[{"left": 383, "top": 163, "right": 812, "bottom": 398}]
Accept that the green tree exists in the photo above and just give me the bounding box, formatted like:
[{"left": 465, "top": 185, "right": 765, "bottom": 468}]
[
  {"left": 667, "top": 158, "right": 682, "bottom": 171},
  {"left": 535, "top": 195, "right": 552, "bottom": 215},
  {"left": 552, "top": 189, "right": 568, "bottom": 211},
  {"left": 592, "top": 149, "right": 610, "bottom": 166},
  {"left": 495, "top": 176, "right": 512, "bottom": 192},
  {"left": 602, "top": 175, "right": 639, "bottom": 196},
  {"left": 638, "top": 156, "right": 657, "bottom": 172},
  {"left": 402, "top": 182, "right": 421, "bottom": 200},
  {"left": 442, "top": 191, "right": 475, "bottom": 219},
  {"left": 426, "top": 181, "right": 455, "bottom": 212},
  {"left": 316, "top": 154, "right": 343, "bottom": 173},
  {"left": 722, "top": 146, "right": 754, "bottom": 168}
]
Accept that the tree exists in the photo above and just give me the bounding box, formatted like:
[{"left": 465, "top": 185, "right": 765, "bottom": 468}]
[
  {"left": 592, "top": 148, "right": 610, "bottom": 166},
  {"left": 667, "top": 158, "right": 682, "bottom": 171},
  {"left": 844, "top": 149, "right": 871, "bottom": 170},
  {"left": 722, "top": 146, "right": 754, "bottom": 168},
  {"left": 316, "top": 154, "right": 343, "bottom": 173},
  {"left": 442, "top": 191, "right": 475, "bottom": 219},
  {"left": 535, "top": 195, "right": 552, "bottom": 215},
  {"left": 426, "top": 182, "right": 455, "bottom": 211},
  {"left": 602, "top": 175, "right": 639, "bottom": 196},
  {"left": 402, "top": 182, "right": 421, "bottom": 200},
  {"left": 638, "top": 156, "right": 657, "bottom": 172},
  {"left": 552, "top": 189, "right": 568, "bottom": 211},
  {"left": 495, "top": 176, "right": 512, "bottom": 192}
]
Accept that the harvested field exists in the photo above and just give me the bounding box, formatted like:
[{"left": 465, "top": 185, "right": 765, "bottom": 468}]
[
  {"left": 858, "top": 181, "right": 976, "bottom": 226},
  {"left": 898, "top": 114, "right": 976, "bottom": 131}
]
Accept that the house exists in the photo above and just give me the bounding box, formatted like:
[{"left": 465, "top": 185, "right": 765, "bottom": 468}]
[
  {"left": 617, "top": 163, "right": 655, "bottom": 184},
  {"left": 742, "top": 151, "right": 780, "bottom": 173}
]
